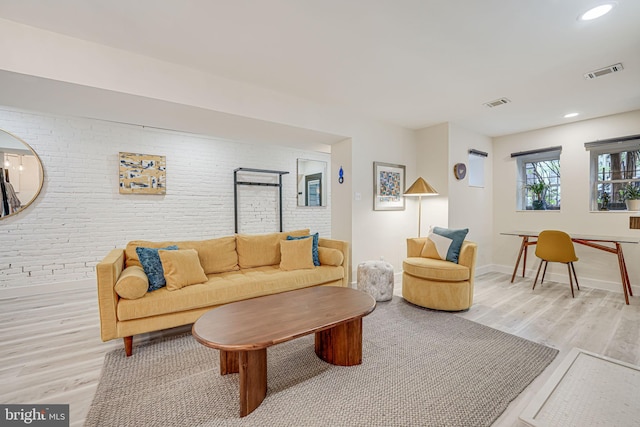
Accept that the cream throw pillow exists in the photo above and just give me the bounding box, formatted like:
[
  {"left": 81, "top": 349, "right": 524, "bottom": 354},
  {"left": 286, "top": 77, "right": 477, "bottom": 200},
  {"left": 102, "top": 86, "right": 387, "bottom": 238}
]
[
  {"left": 114, "top": 266, "right": 149, "bottom": 300},
  {"left": 280, "top": 238, "right": 315, "bottom": 271},
  {"left": 420, "top": 232, "right": 451, "bottom": 260},
  {"left": 159, "top": 249, "right": 208, "bottom": 291}
]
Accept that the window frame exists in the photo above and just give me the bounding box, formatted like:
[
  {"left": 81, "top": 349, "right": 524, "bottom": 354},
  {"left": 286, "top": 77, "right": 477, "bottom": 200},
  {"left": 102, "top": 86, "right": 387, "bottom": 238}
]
[
  {"left": 515, "top": 149, "right": 562, "bottom": 211},
  {"left": 588, "top": 140, "right": 640, "bottom": 211}
]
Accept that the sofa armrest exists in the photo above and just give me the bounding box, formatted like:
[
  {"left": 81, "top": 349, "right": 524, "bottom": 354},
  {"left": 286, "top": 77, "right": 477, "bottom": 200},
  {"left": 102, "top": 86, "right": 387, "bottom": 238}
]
[
  {"left": 318, "top": 238, "right": 350, "bottom": 287},
  {"left": 96, "top": 248, "right": 125, "bottom": 341}
]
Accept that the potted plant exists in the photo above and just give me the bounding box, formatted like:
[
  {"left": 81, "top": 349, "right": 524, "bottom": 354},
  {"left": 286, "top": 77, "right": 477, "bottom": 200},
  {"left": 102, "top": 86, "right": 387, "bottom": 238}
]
[
  {"left": 526, "top": 181, "right": 548, "bottom": 210},
  {"left": 598, "top": 190, "right": 610, "bottom": 211},
  {"left": 619, "top": 183, "right": 640, "bottom": 211}
]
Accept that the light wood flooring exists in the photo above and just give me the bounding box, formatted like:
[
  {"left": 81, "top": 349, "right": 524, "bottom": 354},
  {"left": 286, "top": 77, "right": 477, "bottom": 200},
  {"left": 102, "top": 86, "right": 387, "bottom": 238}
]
[{"left": 1, "top": 272, "right": 639, "bottom": 426}]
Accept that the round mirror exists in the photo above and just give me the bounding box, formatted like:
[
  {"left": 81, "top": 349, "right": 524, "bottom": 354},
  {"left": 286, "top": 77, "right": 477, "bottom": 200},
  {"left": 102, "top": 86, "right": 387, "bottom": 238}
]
[{"left": 0, "top": 129, "right": 44, "bottom": 219}]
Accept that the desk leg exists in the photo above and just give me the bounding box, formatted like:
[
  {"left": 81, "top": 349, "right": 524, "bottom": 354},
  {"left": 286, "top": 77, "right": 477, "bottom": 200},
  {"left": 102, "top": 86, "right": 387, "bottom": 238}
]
[
  {"left": 511, "top": 236, "right": 529, "bottom": 283},
  {"left": 616, "top": 243, "right": 632, "bottom": 305}
]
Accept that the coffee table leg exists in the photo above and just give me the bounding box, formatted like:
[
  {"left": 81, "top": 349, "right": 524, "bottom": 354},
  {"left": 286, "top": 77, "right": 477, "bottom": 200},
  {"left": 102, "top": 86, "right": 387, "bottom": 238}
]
[
  {"left": 239, "top": 349, "right": 267, "bottom": 417},
  {"left": 315, "top": 317, "right": 363, "bottom": 366},
  {"left": 220, "top": 350, "right": 239, "bottom": 375}
]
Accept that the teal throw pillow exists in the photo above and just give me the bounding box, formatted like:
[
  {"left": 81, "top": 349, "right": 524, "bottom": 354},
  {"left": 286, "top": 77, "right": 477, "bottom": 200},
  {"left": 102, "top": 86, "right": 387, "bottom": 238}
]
[
  {"left": 431, "top": 227, "right": 469, "bottom": 264},
  {"left": 287, "top": 233, "right": 320, "bottom": 266},
  {"left": 136, "top": 245, "right": 179, "bottom": 291}
]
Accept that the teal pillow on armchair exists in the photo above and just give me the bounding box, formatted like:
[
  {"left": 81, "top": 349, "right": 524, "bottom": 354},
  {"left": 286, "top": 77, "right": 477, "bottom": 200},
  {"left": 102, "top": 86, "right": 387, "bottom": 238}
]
[{"left": 431, "top": 227, "right": 469, "bottom": 264}]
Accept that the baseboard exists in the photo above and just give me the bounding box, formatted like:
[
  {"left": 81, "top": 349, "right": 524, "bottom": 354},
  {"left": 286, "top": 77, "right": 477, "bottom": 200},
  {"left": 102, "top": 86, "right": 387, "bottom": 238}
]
[
  {"left": 491, "top": 264, "right": 637, "bottom": 295},
  {"left": 0, "top": 279, "right": 94, "bottom": 299}
]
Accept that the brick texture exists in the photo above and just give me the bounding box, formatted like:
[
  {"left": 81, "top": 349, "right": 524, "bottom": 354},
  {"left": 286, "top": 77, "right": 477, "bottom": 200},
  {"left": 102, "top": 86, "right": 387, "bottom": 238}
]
[{"left": 0, "top": 107, "right": 331, "bottom": 289}]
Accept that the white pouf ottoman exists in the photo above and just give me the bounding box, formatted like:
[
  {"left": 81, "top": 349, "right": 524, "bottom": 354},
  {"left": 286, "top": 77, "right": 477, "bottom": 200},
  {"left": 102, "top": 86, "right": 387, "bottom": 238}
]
[{"left": 357, "top": 260, "right": 394, "bottom": 301}]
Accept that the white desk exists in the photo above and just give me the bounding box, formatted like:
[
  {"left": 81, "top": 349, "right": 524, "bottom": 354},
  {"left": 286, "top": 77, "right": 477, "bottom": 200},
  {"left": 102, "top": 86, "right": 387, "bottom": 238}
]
[{"left": 501, "top": 231, "right": 639, "bottom": 305}]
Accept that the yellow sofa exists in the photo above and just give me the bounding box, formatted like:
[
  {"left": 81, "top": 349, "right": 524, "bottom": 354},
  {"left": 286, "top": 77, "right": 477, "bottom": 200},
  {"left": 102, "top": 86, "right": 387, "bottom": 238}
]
[
  {"left": 402, "top": 237, "right": 477, "bottom": 311},
  {"left": 96, "top": 229, "right": 349, "bottom": 356}
]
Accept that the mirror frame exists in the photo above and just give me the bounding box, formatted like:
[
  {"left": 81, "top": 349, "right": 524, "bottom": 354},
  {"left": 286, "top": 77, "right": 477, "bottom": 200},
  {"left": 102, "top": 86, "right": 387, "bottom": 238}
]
[
  {"left": 0, "top": 129, "right": 44, "bottom": 220},
  {"left": 297, "top": 158, "right": 327, "bottom": 207}
]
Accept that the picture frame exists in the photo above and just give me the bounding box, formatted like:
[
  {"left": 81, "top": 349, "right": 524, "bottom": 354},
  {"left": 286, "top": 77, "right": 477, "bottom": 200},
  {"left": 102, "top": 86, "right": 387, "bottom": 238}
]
[
  {"left": 373, "top": 161, "right": 406, "bottom": 211},
  {"left": 119, "top": 152, "right": 166, "bottom": 194}
]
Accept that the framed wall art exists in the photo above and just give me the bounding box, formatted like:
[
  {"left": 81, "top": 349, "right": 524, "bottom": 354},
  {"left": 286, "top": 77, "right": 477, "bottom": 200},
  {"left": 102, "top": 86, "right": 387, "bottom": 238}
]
[
  {"left": 373, "top": 161, "right": 406, "bottom": 211},
  {"left": 119, "top": 152, "right": 166, "bottom": 194}
]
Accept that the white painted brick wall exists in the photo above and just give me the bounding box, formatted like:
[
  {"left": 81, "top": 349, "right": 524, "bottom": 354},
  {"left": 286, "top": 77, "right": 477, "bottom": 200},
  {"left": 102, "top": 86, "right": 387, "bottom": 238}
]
[{"left": 0, "top": 107, "right": 331, "bottom": 289}]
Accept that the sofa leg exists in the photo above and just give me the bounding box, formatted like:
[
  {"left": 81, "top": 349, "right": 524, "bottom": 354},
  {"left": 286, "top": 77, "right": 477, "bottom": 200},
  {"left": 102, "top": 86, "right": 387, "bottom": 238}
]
[{"left": 124, "top": 336, "right": 133, "bottom": 357}]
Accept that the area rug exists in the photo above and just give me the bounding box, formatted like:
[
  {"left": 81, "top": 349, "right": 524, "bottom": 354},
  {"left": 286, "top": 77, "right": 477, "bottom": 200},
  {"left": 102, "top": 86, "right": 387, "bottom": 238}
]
[{"left": 85, "top": 297, "right": 558, "bottom": 427}]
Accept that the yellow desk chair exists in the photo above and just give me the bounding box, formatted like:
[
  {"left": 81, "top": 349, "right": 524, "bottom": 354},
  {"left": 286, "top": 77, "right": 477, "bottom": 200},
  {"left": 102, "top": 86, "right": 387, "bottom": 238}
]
[{"left": 533, "top": 230, "right": 579, "bottom": 297}]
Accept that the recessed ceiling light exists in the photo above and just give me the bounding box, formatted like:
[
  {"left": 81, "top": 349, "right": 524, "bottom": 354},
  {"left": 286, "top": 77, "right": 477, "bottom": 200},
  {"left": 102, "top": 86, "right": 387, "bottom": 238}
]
[
  {"left": 564, "top": 112, "right": 579, "bottom": 118},
  {"left": 579, "top": 3, "right": 616, "bottom": 21}
]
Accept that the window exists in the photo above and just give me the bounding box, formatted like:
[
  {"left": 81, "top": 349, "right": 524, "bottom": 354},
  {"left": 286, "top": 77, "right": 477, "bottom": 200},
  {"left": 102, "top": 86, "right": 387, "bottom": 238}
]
[
  {"left": 512, "top": 147, "right": 561, "bottom": 210},
  {"left": 586, "top": 136, "right": 640, "bottom": 210}
]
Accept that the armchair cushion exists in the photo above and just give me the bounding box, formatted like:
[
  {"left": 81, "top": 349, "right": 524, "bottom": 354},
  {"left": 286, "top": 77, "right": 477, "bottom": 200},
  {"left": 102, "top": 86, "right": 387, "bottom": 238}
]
[{"left": 403, "top": 257, "right": 470, "bottom": 282}]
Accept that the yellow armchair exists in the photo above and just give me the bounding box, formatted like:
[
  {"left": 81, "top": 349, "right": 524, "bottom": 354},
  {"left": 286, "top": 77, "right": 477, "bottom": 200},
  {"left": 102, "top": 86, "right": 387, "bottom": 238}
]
[{"left": 402, "top": 238, "right": 477, "bottom": 311}]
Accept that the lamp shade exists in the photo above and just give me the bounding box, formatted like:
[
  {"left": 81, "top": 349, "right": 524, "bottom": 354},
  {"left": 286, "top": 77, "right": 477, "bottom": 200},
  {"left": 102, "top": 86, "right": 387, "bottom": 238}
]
[{"left": 404, "top": 177, "right": 438, "bottom": 196}]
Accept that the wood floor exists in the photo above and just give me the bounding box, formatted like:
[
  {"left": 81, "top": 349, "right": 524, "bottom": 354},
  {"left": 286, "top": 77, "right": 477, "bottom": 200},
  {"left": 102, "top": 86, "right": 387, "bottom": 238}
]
[{"left": 1, "top": 272, "right": 638, "bottom": 426}]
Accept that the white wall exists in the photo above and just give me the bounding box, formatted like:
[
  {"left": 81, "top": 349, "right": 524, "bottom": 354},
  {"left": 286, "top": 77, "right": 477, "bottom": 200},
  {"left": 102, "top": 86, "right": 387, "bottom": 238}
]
[
  {"left": 415, "top": 123, "right": 450, "bottom": 232},
  {"left": 493, "top": 110, "right": 640, "bottom": 293},
  {"left": 449, "top": 124, "right": 493, "bottom": 268},
  {"left": 0, "top": 107, "right": 330, "bottom": 289},
  {"left": 348, "top": 123, "right": 418, "bottom": 280}
]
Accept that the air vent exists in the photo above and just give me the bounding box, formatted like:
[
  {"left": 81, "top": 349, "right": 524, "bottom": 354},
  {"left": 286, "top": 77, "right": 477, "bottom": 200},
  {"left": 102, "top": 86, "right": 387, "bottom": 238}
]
[
  {"left": 584, "top": 63, "right": 624, "bottom": 79},
  {"left": 483, "top": 98, "right": 511, "bottom": 108}
]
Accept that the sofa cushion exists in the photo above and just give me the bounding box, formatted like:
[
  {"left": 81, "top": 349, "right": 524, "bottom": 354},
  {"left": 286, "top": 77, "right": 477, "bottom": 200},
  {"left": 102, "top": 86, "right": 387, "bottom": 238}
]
[
  {"left": 125, "top": 240, "right": 179, "bottom": 268},
  {"left": 318, "top": 247, "right": 344, "bottom": 266},
  {"left": 114, "top": 266, "right": 149, "bottom": 300},
  {"left": 178, "top": 236, "right": 239, "bottom": 274},
  {"left": 286, "top": 232, "right": 320, "bottom": 266},
  {"left": 403, "top": 257, "right": 470, "bottom": 282},
  {"left": 159, "top": 249, "right": 208, "bottom": 291},
  {"left": 136, "top": 245, "right": 179, "bottom": 291},
  {"left": 280, "top": 238, "right": 315, "bottom": 271},
  {"left": 236, "top": 229, "right": 309, "bottom": 268},
  {"left": 116, "top": 265, "right": 344, "bottom": 321}
]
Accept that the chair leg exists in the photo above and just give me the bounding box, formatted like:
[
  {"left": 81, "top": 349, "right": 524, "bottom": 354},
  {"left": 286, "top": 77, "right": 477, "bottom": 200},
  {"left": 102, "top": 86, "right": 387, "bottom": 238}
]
[
  {"left": 533, "top": 260, "right": 544, "bottom": 290},
  {"left": 570, "top": 262, "right": 580, "bottom": 290},
  {"left": 567, "top": 264, "right": 575, "bottom": 298},
  {"left": 541, "top": 261, "right": 549, "bottom": 284}
]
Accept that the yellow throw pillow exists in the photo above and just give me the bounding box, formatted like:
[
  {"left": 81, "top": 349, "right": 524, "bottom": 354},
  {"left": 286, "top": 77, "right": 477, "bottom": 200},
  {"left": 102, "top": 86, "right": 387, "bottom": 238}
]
[
  {"left": 279, "top": 238, "right": 315, "bottom": 271},
  {"left": 158, "top": 249, "right": 208, "bottom": 291},
  {"left": 114, "top": 266, "right": 149, "bottom": 300},
  {"left": 420, "top": 237, "right": 443, "bottom": 260},
  {"left": 318, "top": 247, "right": 344, "bottom": 266}
]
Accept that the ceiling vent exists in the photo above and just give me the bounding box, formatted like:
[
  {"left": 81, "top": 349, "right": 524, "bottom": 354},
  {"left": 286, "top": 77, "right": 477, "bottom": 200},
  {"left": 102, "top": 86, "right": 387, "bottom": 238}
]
[
  {"left": 584, "top": 63, "right": 624, "bottom": 79},
  {"left": 483, "top": 98, "right": 511, "bottom": 108}
]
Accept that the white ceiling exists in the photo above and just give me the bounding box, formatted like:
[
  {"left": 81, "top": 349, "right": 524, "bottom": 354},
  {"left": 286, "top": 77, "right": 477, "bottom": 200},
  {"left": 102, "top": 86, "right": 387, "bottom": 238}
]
[{"left": 0, "top": 0, "right": 639, "bottom": 138}]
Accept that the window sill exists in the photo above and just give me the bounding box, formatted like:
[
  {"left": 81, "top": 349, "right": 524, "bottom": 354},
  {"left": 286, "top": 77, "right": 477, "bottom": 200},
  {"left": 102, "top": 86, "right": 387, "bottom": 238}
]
[{"left": 590, "top": 210, "right": 640, "bottom": 213}]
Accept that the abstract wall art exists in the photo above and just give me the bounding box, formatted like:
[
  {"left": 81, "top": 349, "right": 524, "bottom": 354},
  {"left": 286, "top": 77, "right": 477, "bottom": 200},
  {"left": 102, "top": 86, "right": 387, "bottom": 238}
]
[
  {"left": 373, "top": 161, "right": 405, "bottom": 210},
  {"left": 119, "top": 152, "right": 166, "bottom": 194}
]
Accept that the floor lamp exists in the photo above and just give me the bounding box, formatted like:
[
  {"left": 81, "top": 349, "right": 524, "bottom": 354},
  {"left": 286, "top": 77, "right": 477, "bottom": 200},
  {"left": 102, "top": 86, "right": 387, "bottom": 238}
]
[{"left": 404, "top": 177, "right": 438, "bottom": 237}]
